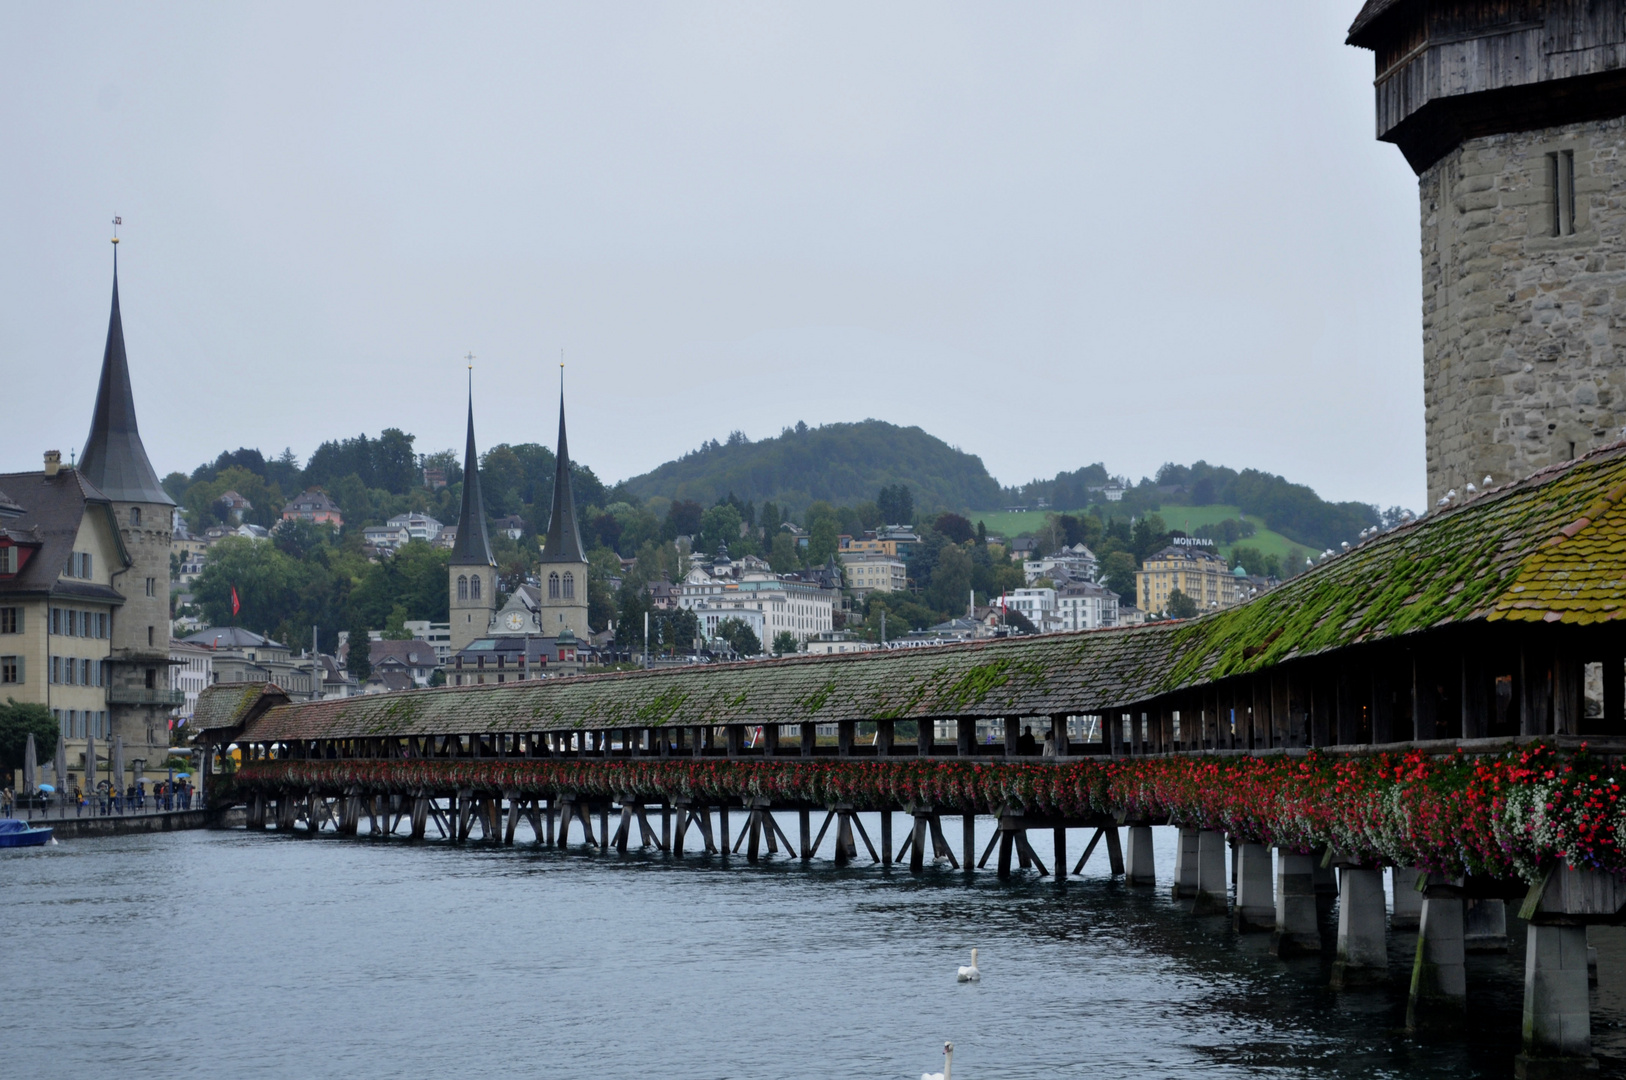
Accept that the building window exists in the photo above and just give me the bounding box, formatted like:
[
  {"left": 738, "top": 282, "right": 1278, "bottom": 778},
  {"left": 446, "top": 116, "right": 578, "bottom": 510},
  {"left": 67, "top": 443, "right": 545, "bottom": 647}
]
[
  {"left": 470, "top": 574, "right": 482, "bottom": 600},
  {"left": 0, "top": 656, "right": 19, "bottom": 684},
  {"left": 563, "top": 572, "right": 575, "bottom": 600},
  {"left": 548, "top": 572, "right": 560, "bottom": 599},
  {"left": 1548, "top": 150, "right": 1576, "bottom": 237},
  {"left": 148, "top": 625, "right": 154, "bottom": 647},
  {"left": 130, "top": 507, "right": 141, "bottom": 527},
  {"left": 457, "top": 575, "right": 468, "bottom": 601},
  {"left": 146, "top": 577, "right": 155, "bottom": 597},
  {"left": 0, "top": 607, "right": 16, "bottom": 634},
  {"left": 0, "top": 547, "right": 15, "bottom": 574},
  {"left": 145, "top": 667, "right": 156, "bottom": 689}
]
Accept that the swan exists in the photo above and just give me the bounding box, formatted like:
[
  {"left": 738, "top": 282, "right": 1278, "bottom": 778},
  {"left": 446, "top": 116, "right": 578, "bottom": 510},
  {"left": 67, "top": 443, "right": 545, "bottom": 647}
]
[
  {"left": 957, "top": 948, "right": 981, "bottom": 982},
  {"left": 922, "top": 1041, "right": 953, "bottom": 1080}
]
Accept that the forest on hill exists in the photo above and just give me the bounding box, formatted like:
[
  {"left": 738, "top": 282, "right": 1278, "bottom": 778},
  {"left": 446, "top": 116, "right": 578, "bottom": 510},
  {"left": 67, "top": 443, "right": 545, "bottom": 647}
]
[{"left": 618, "top": 420, "right": 1003, "bottom": 519}]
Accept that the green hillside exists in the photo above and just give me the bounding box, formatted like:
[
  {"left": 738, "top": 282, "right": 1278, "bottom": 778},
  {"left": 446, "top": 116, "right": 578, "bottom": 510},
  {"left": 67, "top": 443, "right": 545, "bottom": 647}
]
[{"left": 620, "top": 420, "right": 1002, "bottom": 518}]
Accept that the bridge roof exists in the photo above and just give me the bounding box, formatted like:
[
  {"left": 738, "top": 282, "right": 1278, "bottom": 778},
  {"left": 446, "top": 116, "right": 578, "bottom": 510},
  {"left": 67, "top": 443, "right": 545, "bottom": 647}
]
[{"left": 231, "top": 442, "right": 1626, "bottom": 742}]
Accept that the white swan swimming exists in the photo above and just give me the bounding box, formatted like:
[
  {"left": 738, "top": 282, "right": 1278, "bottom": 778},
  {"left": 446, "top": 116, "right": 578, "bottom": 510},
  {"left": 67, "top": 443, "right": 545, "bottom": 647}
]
[
  {"left": 922, "top": 1040, "right": 953, "bottom": 1080},
  {"left": 956, "top": 948, "right": 980, "bottom": 983}
]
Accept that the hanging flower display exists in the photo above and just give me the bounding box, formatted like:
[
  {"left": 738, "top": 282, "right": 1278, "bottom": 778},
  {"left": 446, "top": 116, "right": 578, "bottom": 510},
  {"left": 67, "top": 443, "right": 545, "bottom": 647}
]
[{"left": 233, "top": 742, "right": 1623, "bottom": 883}]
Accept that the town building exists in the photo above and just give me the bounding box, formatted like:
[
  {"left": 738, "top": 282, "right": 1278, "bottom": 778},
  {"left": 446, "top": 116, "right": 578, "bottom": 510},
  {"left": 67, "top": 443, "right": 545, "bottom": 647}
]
[
  {"left": 676, "top": 565, "right": 837, "bottom": 646},
  {"left": 169, "top": 638, "right": 214, "bottom": 730},
  {"left": 804, "top": 629, "right": 877, "bottom": 656},
  {"left": 1056, "top": 581, "right": 1119, "bottom": 631},
  {"left": 215, "top": 491, "right": 251, "bottom": 523},
  {"left": 362, "top": 523, "right": 410, "bottom": 551},
  {"left": 389, "top": 511, "right": 443, "bottom": 542},
  {"left": 402, "top": 619, "right": 452, "bottom": 665},
  {"left": 497, "top": 514, "right": 525, "bottom": 540},
  {"left": 0, "top": 460, "right": 127, "bottom": 781},
  {"left": 999, "top": 588, "right": 1060, "bottom": 633},
  {"left": 449, "top": 628, "right": 583, "bottom": 686},
  {"left": 364, "top": 638, "right": 441, "bottom": 689},
  {"left": 840, "top": 551, "right": 907, "bottom": 599},
  {"left": 1024, "top": 543, "right": 1099, "bottom": 586},
  {"left": 280, "top": 489, "right": 343, "bottom": 528},
  {"left": 180, "top": 626, "right": 319, "bottom": 699},
  {"left": 1135, "top": 542, "right": 1239, "bottom": 614},
  {"left": 1348, "top": 2, "right": 1626, "bottom": 505}
]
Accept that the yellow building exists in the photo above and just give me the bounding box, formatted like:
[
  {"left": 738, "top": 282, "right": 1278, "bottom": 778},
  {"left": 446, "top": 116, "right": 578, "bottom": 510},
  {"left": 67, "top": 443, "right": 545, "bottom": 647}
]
[
  {"left": 0, "top": 458, "right": 130, "bottom": 783},
  {"left": 1136, "top": 542, "right": 1239, "bottom": 615}
]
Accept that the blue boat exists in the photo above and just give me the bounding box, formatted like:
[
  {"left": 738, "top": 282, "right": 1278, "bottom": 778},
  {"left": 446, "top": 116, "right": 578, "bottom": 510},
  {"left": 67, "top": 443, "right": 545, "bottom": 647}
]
[{"left": 0, "top": 819, "right": 53, "bottom": 847}]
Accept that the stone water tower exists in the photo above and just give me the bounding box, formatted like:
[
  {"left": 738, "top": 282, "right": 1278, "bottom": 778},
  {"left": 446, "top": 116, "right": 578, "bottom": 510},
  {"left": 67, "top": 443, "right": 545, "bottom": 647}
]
[{"left": 1348, "top": 1, "right": 1626, "bottom": 504}]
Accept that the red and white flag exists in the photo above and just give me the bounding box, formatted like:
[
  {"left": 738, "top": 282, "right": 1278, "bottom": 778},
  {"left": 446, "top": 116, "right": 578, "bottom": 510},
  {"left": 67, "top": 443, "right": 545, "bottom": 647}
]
[{"left": 230, "top": 585, "right": 241, "bottom": 617}]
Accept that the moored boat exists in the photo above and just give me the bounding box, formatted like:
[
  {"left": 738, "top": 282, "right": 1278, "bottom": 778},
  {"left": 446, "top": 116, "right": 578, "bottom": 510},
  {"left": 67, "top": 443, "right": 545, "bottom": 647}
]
[{"left": 0, "top": 819, "right": 53, "bottom": 847}]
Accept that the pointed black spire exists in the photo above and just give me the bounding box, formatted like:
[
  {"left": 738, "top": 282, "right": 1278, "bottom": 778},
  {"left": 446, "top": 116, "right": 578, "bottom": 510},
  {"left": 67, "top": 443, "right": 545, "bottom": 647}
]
[
  {"left": 540, "top": 384, "right": 585, "bottom": 565},
  {"left": 450, "top": 380, "right": 494, "bottom": 567},
  {"left": 79, "top": 252, "right": 174, "bottom": 505}
]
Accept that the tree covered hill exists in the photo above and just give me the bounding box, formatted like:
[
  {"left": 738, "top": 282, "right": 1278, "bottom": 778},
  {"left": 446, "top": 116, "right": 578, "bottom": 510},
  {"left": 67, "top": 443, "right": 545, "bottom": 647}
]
[{"left": 619, "top": 420, "right": 1003, "bottom": 519}]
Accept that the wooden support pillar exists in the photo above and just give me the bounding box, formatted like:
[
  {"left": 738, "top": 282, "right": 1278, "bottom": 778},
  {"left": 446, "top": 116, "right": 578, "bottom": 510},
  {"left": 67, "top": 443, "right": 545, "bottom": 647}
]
[
  {"left": 880, "top": 811, "right": 893, "bottom": 867},
  {"left": 799, "top": 809, "right": 811, "bottom": 860},
  {"left": 718, "top": 803, "right": 730, "bottom": 856},
  {"left": 910, "top": 813, "right": 928, "bottom": 873},
  {"left": 599, "top": 803, "right": 610, "bottom": 850},
  {"left": 1052, "top": 827, "right": 1067, "bottom": 882},
  {"left": 1104, "top": 826, "right": 1125, "bottom": 877},
  {"left": 875, "top": 719, "right": 893, "bottom": 758},
  {"left": 1553, "top": 653, "right": 1583, "bottom": 737},
  {"left": 725, "top": 725, "right": 742, "bottom": 758},
  {"left": 1004, "top": 716, "right": 1020, "bottom": 758},
  {"left": 410, "top": 793, "right": 428, "bottom": 840},
  {"left": 1371, "top": 665, "right": 1394, "bottom": 745},
  {"left": 504, "top": 789, "right": 520, "bottom": 845},
  {"left": 1461, "top": 647, "right": 1489, "bottom": 740},
  {"left": 956, "top": 718, "right": 975, "bottom": 757},
  {"left": 837, "top": 720, "right": 853, "bottom": 757},
  {"left": 918, "top": 717, "right": 935, "bottom": 757},
  {"left": 963, "top": 814, "right": 975, "bottom": 874},
  {"left": 762, "top": 722, "right": 780, "bottom": 757},
  {"left": 1521, "top": 639, "right": 1552, "bottom": 736},
  {"left": 800, "top": 722, "right": 815, "bottom": 757}
]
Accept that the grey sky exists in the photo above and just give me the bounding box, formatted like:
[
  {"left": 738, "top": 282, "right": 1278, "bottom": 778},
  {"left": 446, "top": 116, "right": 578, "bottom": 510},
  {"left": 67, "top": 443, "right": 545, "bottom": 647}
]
[{"left": 0, "top": 4, "right": 1424, "bottom": 511}]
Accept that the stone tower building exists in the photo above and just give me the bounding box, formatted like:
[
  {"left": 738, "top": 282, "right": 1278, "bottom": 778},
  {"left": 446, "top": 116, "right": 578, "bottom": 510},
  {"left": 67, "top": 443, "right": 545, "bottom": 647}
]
[
  {"left": 77, "top": 255, "right": 178, "bottom": 771},
  {"left": 1349, "top": 1, "right": 1626, "bottom": 505},
  {"left": 538, "top": 389, "right": 591, "bottom": 642},
  {"left": 447, "top": 387, "right": 497, "bottom": 654}
]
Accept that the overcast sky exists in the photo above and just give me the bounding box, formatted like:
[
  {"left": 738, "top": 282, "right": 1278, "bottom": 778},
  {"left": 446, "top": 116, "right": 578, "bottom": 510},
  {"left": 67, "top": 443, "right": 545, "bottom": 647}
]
[{"left": 0, "top": 3, "right": 1424, "bottom": 511}]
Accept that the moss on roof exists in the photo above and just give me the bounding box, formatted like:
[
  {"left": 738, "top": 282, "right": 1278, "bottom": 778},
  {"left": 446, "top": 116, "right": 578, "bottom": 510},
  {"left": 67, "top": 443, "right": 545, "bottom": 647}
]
[{"left": 235, "top": 444, "right": 1626, "bottom": 743}]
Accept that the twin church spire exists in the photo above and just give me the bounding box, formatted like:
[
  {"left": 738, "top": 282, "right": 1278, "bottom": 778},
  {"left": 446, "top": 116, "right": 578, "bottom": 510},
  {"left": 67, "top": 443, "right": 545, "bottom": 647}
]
[{"left": 452, "top": 369, "right": 583, "bottom": 570}]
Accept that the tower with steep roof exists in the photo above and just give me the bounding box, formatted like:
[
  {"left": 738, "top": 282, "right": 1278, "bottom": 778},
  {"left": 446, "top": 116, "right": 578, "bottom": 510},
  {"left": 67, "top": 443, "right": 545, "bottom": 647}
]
[
  {"left": 1348, "top": 2, "right": 1626, "bottom": 505},
  {"left": 538, "top": 385, "right": 591, "bottom": 642},
  {"left": 448, "top": 380, "right": 498, "bottom": 653},
  {"left": 78, "top": 247, "right": 177, "bottom": 771}
]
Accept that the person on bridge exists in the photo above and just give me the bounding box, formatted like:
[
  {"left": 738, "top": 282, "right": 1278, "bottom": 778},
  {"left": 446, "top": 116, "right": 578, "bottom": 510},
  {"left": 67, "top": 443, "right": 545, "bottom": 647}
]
[
  {"left": 1042, "top": 730, "right": 1057, "bottom": 758},
  {"left": 1017, "top": 725, "right": 1039, "bottom": 755}
]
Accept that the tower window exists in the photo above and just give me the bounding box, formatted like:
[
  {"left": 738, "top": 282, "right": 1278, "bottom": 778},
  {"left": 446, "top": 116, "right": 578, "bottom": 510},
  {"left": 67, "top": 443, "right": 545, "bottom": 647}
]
[
  {"left": 548, "top": 572, "right": 560, "bottom": 599},
  {"left": 458, "top": 575, "right": 469, "bottom": 600},
  {"left": 1548, "top": 150, "right": 1575, "bottom": 236},
  {"left": 563, "top": 572, "right": 575, "bottom": 600},
  {"left": 130, "top": 507, "right": 141, "bottom": 527},
  {"left": 470, "top": 574, "right": 481, "bottom": 600}
]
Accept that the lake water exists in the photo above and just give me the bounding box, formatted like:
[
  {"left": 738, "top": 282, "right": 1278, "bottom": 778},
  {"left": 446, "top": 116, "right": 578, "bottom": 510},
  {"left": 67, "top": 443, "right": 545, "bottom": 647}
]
[{"left": 7, "top": 819, "right": 1626, "bottom": 1079}]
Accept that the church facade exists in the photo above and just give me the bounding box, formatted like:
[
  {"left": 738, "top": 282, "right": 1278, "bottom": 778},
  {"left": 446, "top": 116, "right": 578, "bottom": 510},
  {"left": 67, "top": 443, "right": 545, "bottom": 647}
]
[{"left": 445, "top": 382, "right": 590, "bottom": 666}]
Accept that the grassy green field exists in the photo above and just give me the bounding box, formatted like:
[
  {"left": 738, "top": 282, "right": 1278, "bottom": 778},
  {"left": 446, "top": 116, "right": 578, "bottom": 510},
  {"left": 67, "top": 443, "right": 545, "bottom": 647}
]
[{"left": 971, "top": 505, "right": 1309, "bottom": 574}]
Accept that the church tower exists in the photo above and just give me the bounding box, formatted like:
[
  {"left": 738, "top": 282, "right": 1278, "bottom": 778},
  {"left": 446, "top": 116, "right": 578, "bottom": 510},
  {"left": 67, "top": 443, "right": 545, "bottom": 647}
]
[
  {"left": 78, "top": 244, "right": 177, "bottom": 773},
  {"left": 448, "top": 381, "right": 497, "bottom": 653},
  {"left": 1349, "top": 3, "right": 1626, "bottom": 505},
  {"left": 538, "top": 385, "right": 591, "bottom": 641}
]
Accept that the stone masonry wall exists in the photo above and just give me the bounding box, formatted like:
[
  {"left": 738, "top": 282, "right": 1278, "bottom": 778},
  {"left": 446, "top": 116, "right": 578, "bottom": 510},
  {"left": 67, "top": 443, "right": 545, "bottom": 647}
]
[
  {"left": 1420, "top": 118, "right": 1626, "bottom": 506},
  {"left": 109, "top": 501, "right": 175, "bottom": 769}
]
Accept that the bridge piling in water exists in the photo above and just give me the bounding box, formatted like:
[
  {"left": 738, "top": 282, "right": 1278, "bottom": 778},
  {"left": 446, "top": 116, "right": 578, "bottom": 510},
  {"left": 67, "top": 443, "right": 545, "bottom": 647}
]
[
  {"left": 1271, "top": 850, "right": 1321, "bottom": 957},
  {"left": 1332, "top": 867, "right": 1389, "bottom": 989}
]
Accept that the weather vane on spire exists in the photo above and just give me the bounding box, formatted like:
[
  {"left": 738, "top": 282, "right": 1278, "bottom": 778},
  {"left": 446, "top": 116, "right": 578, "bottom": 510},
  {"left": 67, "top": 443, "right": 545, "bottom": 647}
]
[{"left": 111, "top": 215, "right": 121, "bottom": 243}]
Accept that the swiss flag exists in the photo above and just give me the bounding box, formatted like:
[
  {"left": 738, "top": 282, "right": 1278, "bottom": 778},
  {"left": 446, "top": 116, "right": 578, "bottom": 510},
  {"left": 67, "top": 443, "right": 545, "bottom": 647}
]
[{"left": 230, "top": 586, "right": 240, "bottom": 617}]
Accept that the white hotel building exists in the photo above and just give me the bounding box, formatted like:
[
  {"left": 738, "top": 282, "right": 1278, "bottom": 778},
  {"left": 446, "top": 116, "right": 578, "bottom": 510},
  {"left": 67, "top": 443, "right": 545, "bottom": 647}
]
[{"left": 678, "top": 567, "right": 836, "bottom": 647}]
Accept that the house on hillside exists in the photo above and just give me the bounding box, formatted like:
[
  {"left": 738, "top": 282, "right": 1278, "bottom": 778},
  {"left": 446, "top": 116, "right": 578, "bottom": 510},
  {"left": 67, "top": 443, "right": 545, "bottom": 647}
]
[{"left": 280, "top": 489, "right": 343, "bottom": 529}]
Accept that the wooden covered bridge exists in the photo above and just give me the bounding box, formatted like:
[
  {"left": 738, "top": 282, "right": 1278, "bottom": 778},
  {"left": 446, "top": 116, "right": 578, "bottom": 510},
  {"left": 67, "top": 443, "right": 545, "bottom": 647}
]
[{"left": 196, "top": 443, "right": 1626, "bottom": 1074}]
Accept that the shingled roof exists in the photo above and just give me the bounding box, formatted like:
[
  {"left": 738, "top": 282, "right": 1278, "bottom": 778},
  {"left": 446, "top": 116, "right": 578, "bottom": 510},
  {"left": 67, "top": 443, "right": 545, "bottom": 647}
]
[
  {"left": 78, "top": 264, "right": 175, "bottom": 506},
  {"left": 234, "top": 441, "right": 1626, "bottom": 743}
]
